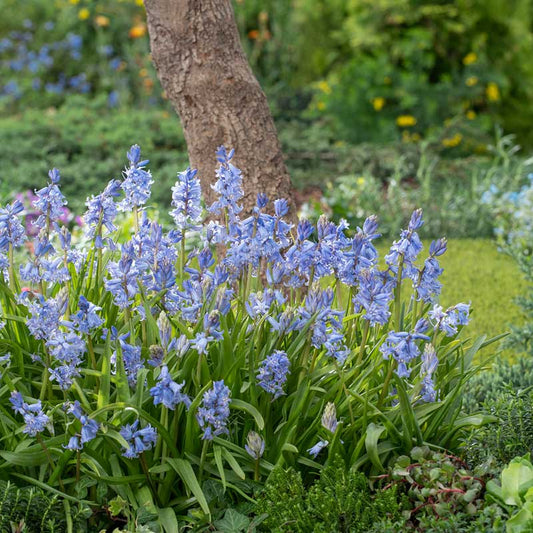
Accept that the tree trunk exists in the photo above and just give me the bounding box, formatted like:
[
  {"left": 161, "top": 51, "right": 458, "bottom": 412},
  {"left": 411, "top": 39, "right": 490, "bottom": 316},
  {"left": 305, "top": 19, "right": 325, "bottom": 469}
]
[{"left": 144, "top": 0, "right": 294, "bottom": 217}]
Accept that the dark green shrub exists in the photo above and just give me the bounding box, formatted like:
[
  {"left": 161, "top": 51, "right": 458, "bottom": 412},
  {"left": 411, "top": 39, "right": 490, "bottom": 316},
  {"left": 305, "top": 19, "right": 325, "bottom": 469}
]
[
  {"left": 462, "top": 356, "right": 533, "bottom": 412},
  {"left": 463, "top": 389, "right": 533, "bottom": 470},
  {"left": 0, "top": 480, "right": 67, "bottom": 532},
  {"left": 254, "top": 456, "right": 400, "bottom": 532}
]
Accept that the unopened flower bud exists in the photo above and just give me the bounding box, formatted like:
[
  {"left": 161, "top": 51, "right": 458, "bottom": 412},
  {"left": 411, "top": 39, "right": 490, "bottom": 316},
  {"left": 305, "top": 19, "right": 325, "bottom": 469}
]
[
  {"left": 245, "top": 431, "right": 265, "bottom": 460},
  {"left": 321, "top": 402, "right": 338, "bottom": 433}
]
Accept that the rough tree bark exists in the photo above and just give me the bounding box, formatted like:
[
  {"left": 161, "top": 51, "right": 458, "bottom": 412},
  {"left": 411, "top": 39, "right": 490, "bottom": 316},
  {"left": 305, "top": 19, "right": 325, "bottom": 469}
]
[{"left": 144, "top": 0, "right": 295, "bottom": 216}]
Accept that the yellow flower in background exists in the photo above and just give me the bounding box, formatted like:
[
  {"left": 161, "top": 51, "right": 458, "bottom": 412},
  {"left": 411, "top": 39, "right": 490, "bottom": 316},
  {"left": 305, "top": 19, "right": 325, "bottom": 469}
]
[
  {"left": 69, "top": 0, "right": 79, "bottom": 4},
  {"left": 135, "top": 0, "right": 144, "bottom": 5},
  {"left": 95, "top": 15, "right": 110, "bottom": 27},
  {"left": 356, "top": 177, "right": 365, "bottom": 186},
  {"left": 317, "top": 101, "right": 326, "bottom": 111},
  {"left": 396, "top": 115, "right": 417, "bottom": 127},
  {"left": 466, "top": 110, "right": 476, "bottom": 120},
  {"left": 442, "top": 133, "right": 463, "bottom": 148},
  {"left": 78, "top": 8, "right": 90, "bottom": 20},
  {"left": 139, "top": 68, "right": 148, "bottom": 78},
  {"left": 372, "top": 97, "right": 385, "bottom": 111},
  {"left": 317, "top": 80, "right": 331, "bottom": 95},
  {"left": 129, "top": 23, "right": 147, "bottom": 38},
  {"left": 463, "top": 52, "right": 477, "bottom": 66},
  {"left": 486, "top": 82, "right": 500, "bottom": 102},
  {"left": 466, "top": 76, "right": 478, "bottom": 87}
]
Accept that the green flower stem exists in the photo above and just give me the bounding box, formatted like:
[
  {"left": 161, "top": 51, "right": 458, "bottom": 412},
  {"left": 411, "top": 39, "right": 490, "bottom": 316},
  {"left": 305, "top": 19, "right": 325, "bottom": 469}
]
[
  {"left": 356, "top": 320, "right": 370, "bottom": 367},
  {"left": 394, "top": 256, "right": 405, "bottom": 329},
  {"left": 140, "top": 451, "right": 162, "bottom": 508},
  {"left": 378, "top": 361, "right": 396, "bottom": 408},
  {"left": 254, "top": 458, "right": 260, "bottom": 481},
  {"left": 37, "top": 434, "right": 65, "bottom": 492},
  {"left": 198, "top": 439, "right": 209, "bottom": 484}
]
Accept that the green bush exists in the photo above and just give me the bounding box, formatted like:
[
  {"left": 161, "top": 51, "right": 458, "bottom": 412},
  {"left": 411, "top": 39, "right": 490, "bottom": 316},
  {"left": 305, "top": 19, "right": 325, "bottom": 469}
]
[
  {"left": 254, "top": 456, "right": 401, "bottom": 532},
  {"left": 0, "top": 95, "right": 187, "bottom": 213},
  {"left": 0, "top": 480, "right": 69, "bottom": 532}
]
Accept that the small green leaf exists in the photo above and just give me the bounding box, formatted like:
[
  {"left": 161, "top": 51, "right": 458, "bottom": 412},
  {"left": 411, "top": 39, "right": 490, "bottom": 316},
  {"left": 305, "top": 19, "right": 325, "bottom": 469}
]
[{"left": 213, "top": 508, "right": 250, "bottom": 532}]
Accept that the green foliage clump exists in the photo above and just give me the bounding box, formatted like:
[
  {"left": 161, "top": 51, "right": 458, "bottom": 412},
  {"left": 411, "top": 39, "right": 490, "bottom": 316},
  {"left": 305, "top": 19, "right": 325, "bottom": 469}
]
[
  {"left": 464, "top": 389, "right": 533, "bottom": 471},
  {"left": 255, "top": 456, "right": 401, "bottom": 532},
  {"left": 0, "top": 480, "right": 67, "bottom": 532},
  {"left": 0, "top": 95, "right": 186, "bottom": 213}
]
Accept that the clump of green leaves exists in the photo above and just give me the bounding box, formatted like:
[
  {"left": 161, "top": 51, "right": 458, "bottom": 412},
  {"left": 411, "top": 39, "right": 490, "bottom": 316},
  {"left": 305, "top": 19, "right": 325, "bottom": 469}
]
[
  {"left": 0, "top": 480, "right": 68, "bottom": 532},
  {"left": 463, "top": 389, "right": 533, "bottom": 470},
  {"left": 385, "top": 447, "right": 487, "bottom": 528},
  {"left": 254, "top": 456, "right": 400, "bottom": 532},
  {"left": 487, "top": 455, "right": 533, "bottom": 532}
]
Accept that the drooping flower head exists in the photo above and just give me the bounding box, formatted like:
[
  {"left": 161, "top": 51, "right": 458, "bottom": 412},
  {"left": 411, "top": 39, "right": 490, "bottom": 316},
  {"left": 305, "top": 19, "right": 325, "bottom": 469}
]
[
  {"left": 33, "top": 168, "right": 67, "bottom": 231},
  {"left": 170, "top": 167, "right": 203, "bottom": 233},
  {"left": 64, "top": 400, "right": 100, "bottom": 450},
  {"left": 196, "top": 380, "right": 231, "bottom": 440},
  {"left": 10, "top": 391, "right": 49, "bottom": 437},
  {"left": 119, "top": 144, "right": 153, "bottom": 211},
  {"left": 84, "top": 179, "right": 121, "bottom": 246},
  {"left": 257, "top": 350, "right": 290, "bottom": 399},
  {"left": 149, "top": 365, "right": 191, "bottom": 410},
  {"left": 208, "top": 146, "right": 244, "bottom": 222},
  {"left": 119, "top": 419, "right": 157, "bottom": 458},
  {"left": 0, "top": 200, "right": 26, "bottom": 251}
]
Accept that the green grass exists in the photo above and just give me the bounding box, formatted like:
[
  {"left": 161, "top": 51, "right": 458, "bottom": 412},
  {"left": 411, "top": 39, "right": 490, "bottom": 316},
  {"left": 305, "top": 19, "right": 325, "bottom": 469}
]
[{"left": 438, "top": 239, "right": 527, "bottom": 361}]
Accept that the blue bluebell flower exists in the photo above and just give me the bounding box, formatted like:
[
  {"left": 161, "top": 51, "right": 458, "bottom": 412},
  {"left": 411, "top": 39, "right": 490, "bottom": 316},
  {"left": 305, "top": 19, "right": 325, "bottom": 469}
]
[
  {"left": 257, "top": 350, "right": 290, "bottom": 399},
  {"left": 196, "top": 380, "right": 231, "bottom": 440},
  {"left": 420, "top": 344, "right": 439, "bottom": 402},
  {"left": 385, "top": 209, "right": 424, "bottom": 279},
  {"left": 307, "top": 439, "right": 329, "bottom": 458},
  {"left": 69, "top": 296, "right": 104, "bottom": 335},
  {"left": 0, "top": 200, "right": 26, "bottom": 251},
  {"left": 380, "top": 320, "right": 430, "bottom": 378},
  {"left": 119, "top": 145, "right": 153, "bottom": 211},
  {"left": 112, "top": 339, "right": 143, "bottom": 387},
  {"left": 64, "top": 401, "right": 99, "bottom": 450},
  {"left": 105, "top": 243, "right": 140, "bottom": 308},
  {"left": 150, "top": 365, "right": 191, "bottom": 410},
  {"left": 10, "top": 391, "right": 49, "bottom": 437},
  {"left": 208, "top": 146, "right": 243, "bottom": 221},
  {"left": 353, "top": 269, "right": 393, "bottom": 326},
  {"left": 33, "top": 168, "right": 67, "bottom": 231},
  {"left": 429, "top": 303, "right": 470, "bottom": 336},
  {"left": 84, "top": 179, "right": 121, "bottom": 246},
  {"left": 170, "top": 167, "right": 202, "bottom": 233},
  {"left": 120, "top": 419, "right": 157, "bottom": 458},
  {"left": 413, "top": 238, "right": 447, "bottom": 303}
]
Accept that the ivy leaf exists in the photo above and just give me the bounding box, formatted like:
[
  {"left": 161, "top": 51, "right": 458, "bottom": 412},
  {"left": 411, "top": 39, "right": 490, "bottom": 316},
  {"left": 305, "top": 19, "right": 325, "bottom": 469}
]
[{"left": 213, "top": 508, "right": 250, "bottom": 532}]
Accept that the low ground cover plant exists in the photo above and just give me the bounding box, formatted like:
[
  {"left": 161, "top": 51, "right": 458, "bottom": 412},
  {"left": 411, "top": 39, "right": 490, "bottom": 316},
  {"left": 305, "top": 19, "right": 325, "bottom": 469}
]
[{"left": 0, "top": 145, "right": 495, "bottom": 529}]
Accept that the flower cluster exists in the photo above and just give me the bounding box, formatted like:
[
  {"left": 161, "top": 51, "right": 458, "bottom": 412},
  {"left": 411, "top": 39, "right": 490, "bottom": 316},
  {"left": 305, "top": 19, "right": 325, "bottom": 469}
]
[
  {"left": 0, "top": 143, "right": 480, "bottom": 508},
  {"left": 10, "top": 392, "right": 49, "bottom": 437},
  {"left": 196, "top": 380, "right": 231, "bottom": 440}
]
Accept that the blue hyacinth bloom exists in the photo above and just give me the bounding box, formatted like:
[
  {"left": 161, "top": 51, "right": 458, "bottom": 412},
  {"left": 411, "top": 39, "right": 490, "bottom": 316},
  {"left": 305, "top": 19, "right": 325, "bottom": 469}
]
[
  {"left": 10, "top": 391, "right": 49, "bottom": 437},
  {"left": 120, "top": 419, "right": 158, "bottom": 458},
  {"left": 257, "top": 350, "right": 290, "bottom": 399},
  {"left": 307, "top": 439, "right": 329, "bottom": 458},
  {"left": 196, "top": 380, "right": 231, "bottom": 440},
  {"left": 64, "top": 401, "right": 99, "bottom": 450},
  {"left": 0, "top": 200, "right": 26, "bottom": 251},
  {"left": 149, "top": 365, "right": 191, "bottom": 410},
  {"left": 119, "top": 145, "right": 153, "bottom": 211},
  {"left": 170, "top": 167, "right": 203, "bottom": 233}
]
